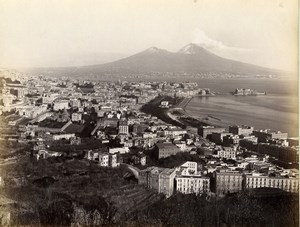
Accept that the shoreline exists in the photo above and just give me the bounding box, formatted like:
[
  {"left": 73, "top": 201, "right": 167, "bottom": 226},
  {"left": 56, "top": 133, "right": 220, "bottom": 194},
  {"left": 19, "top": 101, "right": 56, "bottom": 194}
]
[
  {"left": 169, "top": 96, "right": 223, "bottom": 128},
  {"left": 181, "top": 95, "right": 298, "bottom": 136}
]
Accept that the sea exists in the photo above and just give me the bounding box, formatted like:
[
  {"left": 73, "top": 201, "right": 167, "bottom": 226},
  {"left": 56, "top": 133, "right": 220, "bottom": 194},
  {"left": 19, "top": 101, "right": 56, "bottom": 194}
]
[
  {"left": 93, "top": 75, "right": 298, "bottom": 137},
  {"left": 183, "top": 78, "right": 298, "bottom": 137}
]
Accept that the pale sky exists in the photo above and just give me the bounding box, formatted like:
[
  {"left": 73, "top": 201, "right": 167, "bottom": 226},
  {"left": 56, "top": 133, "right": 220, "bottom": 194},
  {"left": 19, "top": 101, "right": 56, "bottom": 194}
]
[{"left": 0, "top": 0, "right": 298, "bottom": 71}]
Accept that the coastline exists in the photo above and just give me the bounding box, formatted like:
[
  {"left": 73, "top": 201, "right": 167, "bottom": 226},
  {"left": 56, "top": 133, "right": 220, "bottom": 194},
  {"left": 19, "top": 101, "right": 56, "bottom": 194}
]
[
  {"left": 168, "top": 96, "right": 223, "bottom": 128},
  {"left": 181, "top": 94, "right": 298, "bottom": 137}
]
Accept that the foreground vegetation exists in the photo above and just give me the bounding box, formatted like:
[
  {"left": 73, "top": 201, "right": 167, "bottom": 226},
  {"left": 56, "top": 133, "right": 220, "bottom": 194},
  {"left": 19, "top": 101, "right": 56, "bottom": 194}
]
[{"left": 133, "top": 190, "right": 299, "bottom": 227}]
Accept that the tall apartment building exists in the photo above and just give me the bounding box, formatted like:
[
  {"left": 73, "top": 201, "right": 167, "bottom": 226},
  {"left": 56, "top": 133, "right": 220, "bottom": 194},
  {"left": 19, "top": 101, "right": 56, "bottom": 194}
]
[
  {"left": 159, "top": 169, "right": 177, "bottom": 197},
  {"left": 118, "top": 120, "right": 129, "bottom": 135},
  {"left": 215, "top": 170, "right": 243, "bottom": 195},
  {"left": 139, "top": 167, "right": 177, "bottom": 198}
]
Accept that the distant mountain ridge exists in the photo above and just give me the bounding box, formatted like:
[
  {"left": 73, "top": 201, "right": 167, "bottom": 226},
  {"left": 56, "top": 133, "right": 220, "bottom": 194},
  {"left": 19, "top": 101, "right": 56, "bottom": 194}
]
[
  {"left": 76, "top": 43, "right": 282, "bottom": 76},
  {"left": 24, "top": 43, "right": 285, "bottom": 77}
]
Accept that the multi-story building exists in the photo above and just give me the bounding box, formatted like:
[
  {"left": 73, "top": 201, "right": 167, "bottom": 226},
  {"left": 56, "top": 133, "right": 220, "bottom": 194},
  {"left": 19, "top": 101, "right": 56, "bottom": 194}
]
[
  {"left": 87, "top": 150, "right": 120, "bottom": 168},
  {"left": 176, "top": 176, "right": 210, "bottom": 195},
  {"left": 139, "top": 167, "right": 177, "bottom": 198},
  {"left": 18, "top": 105, "right": 48, "bottom": 119},
  {"left": 245, "top": 173, "right": 299, "bottom": 193},
  {"left": 287, "top": 138, "right": 299, "bottom": 147},
  {"left": 215, "top": 170, "right": 243, "bottom": 195},
  {"left": 42, "top": 93, "right": 59, "bottom": 104},
  {"left": 257, "top": 143, "right": 299, "bottom": 164},
  {"left": 175, "top": 161, "right": 210, "bottom": 195},
  {"left": 53, "top": 99, "right": 69, "bottom": 111},
  {"left": 211, "top": 132, "right": 233, "bottom": 144},
  {"left": 222, "top": 134, "right": 240, "bottom": 146},
  {"left": 198, "top": 126, "right": 225, "bottom": 139},
  {"left": 159, "top": 168, "right": 177, "bottom": 197},
  {"left": 71, "top": 113, "right": 82, "bottom": 122},
  {"left": 132, "top": 123, "right": 149, "bottom": 135},
  {"left": 229, "top": 125, "right": 254, "bottom": 136},
  {"left": 217, "top": 147, "right": 237, "bottom": 159},
  {"left": 53, "top": 133, "right": 76, "bottom": 141},
  {"left": 109, "top": 147, "right": 129, "bottom": 154},
  {"left": 155, "top": 142, "right": 180, "bottom": 159},
  {"left": 2, "top": 94, "right": 15, "bottom": 106},
  {"left": 118, "top": 120, "right": 129, "bottom": 135},
  {"left": 109, "top": 153, "right": 120, "bottom": 168},
  {"left": 174, "top": 141, "right": 186, "bottom": 151},
  {"left": 70, "top": 98, "right": 81, "bottom": 108},
  {"left": 98, "top": 153, "right": 109, "bottom": 167},
  {"left": 5, "top": 83, "right": 27, "bottom": 99},
  {"left": 163, "top": 127, "right": 187, "bottom": 138},
  {"left": 253, "top": 129, "right": 288, "bottom": 143}
]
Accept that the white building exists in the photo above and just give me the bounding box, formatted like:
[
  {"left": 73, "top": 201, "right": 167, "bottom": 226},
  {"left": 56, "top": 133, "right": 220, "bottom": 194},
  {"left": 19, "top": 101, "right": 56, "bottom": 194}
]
[
  {"left": 109, "top": 147, "right": 129, "bottom": 154},
  {"left": 174, "top": 141, "right": 186, "bottom": 151},
  {"left": 175, "top": 161, "right": 210, "bottom": 195},
  {"left": 99, "top": 153, "right": 109, "bottom": 167},
  {"left": 72, "top": 113, "right": 82, "bottom": 122},
  {"left": 42, "top": 93, "right": 59, "bottom": 104},
  {"left": 87, "top": 150, "right": 120, "bottom": 168},
  {"left": 118, "top": 120, "right": 129, "bottom": 135},
  {"left": 2, "top": 94, "right": 15, "bottom": 106},
  {"left": 109, "top": 153, "right": 120, "bottom": 168},
  {"left": 53, "top": 99, "right": 69, "bottom": 111},
  {"left": 18, "top": 105, "right": 48, "bottom": 119},
  {"left": 37, "top": 150, "right": 62, "bottom": 160},
  {"left": 245, "top": 174, "right": 299, "bottom": 193},
  {"left": 53, "top": 133, "right": 75, "bottom": 140},
  {"left": 176, "top": 176, "right": 210, "bottom": 195},
  {"left": 217, "top": 147, "right": 236, "bottom": 159}
]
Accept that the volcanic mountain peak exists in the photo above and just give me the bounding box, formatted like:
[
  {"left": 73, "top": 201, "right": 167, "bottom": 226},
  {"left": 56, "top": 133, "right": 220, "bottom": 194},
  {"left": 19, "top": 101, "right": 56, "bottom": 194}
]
[
  {"left": 142, "top": 46, "right": 169, "bottom": 54},
  {"left": 178, "top": 43, "right": 210, "bottom": 55}
]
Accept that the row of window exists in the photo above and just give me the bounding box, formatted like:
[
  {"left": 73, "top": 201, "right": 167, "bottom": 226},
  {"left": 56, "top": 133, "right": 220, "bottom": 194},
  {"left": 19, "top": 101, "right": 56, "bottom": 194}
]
[{"left": 247, "top": 178, "right": 298, "bottom": 185}]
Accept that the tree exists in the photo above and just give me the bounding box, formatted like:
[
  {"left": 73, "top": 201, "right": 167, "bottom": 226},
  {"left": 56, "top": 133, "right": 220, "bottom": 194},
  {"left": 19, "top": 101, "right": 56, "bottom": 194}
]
[{"left": 73, "top": 195, "right": 117, "bottom": 226}]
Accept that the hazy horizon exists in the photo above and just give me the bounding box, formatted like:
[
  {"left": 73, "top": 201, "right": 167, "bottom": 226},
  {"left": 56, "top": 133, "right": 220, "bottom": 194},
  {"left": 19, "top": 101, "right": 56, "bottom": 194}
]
[{"left": 0, "top": 0, "right": 298, "bottom": 72}]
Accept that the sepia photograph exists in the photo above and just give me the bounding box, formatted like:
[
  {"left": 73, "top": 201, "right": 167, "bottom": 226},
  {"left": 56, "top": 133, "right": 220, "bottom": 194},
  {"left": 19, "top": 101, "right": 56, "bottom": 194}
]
[{"left": 0, "top": 0, "right": 298, "bottom": 226}]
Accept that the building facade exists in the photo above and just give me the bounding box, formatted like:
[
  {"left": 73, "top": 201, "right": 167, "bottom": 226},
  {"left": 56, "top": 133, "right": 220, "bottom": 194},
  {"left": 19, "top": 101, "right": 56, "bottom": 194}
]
[
  {"left": 198, "top": 126, "right": 225, "bottom": 139},
  {"left": 229, "top": 125, "right": 254, "bottom": 136},
  {"left": 245, "top": 174, "right": 299, "bottom": 193},
  {"left": 156, "top": 142, "right": 180, "bottom": 159},
  {"left": 217, "top": 147, "right": 237, "bottom": 159},
  {"left": 253, "top": 130, "right": 288, "bottom": 143},
  {"left": 176, "top": 176, "right": 210, "bottom": 195},
  {"left": 215, "top": 170, "right": 243, "bottom": 195},
  {"left": 118, "top": 120, "right": 129, "bottom": 135},
  {"left": 139, "top": 167, "right": 177, "bottom": 198}
]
